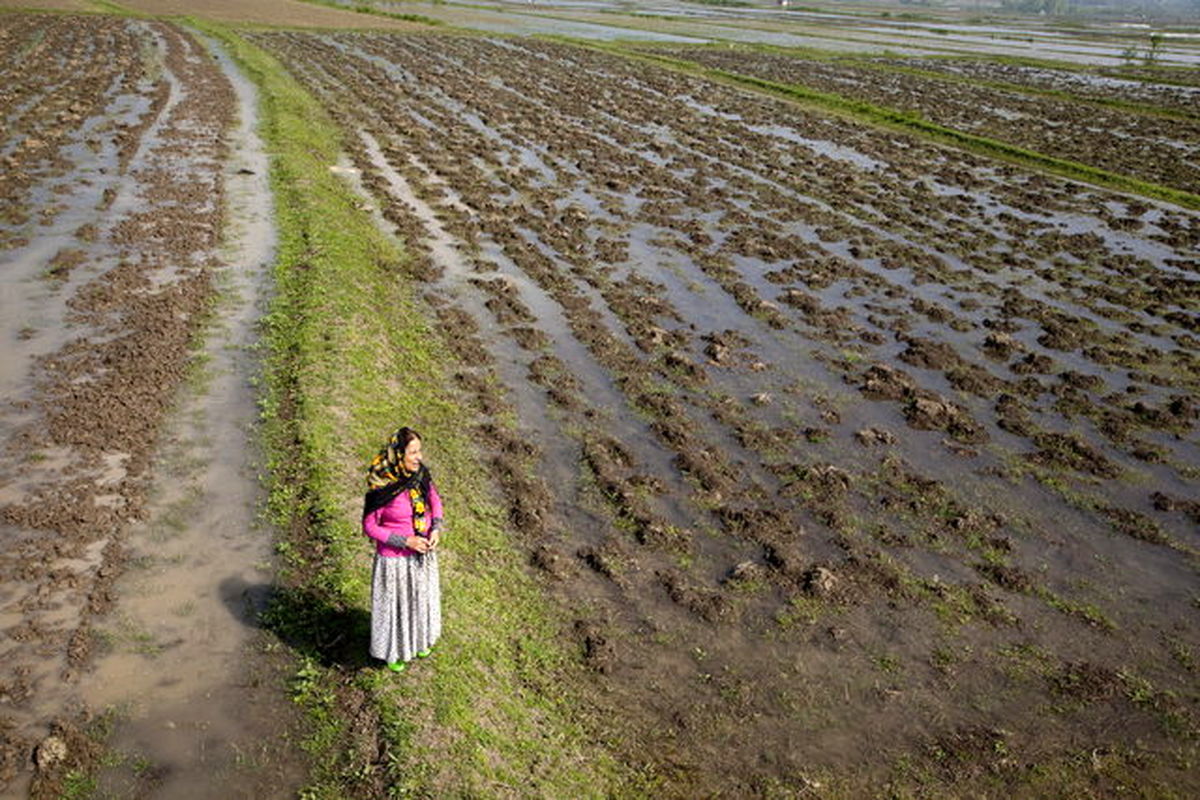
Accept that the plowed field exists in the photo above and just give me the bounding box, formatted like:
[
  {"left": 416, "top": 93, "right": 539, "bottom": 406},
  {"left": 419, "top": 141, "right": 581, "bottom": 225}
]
[
  {"left": 651, "top": 45, "right": 1200, "bottom": 195},
  {"left": 250, "top": 30, "right": 1200, "bottom": 795},
  {"left": 2, "top": 4, "right": 1198, "bottom": 795}
]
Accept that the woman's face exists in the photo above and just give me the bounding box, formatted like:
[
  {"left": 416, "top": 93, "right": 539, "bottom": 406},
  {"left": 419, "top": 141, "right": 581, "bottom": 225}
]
[{"left": 402, "top": 437, "right": 422, "bottom": 473}]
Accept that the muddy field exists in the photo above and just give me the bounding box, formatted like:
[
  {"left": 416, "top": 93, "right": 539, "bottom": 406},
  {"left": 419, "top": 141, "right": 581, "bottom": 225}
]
[
  {"left": 2, "top": 7, "right": 1198, "bottom": 797},
  {"left": 649, "top": 45, "right": 1200, "bottom": 196},
  {"left": 0, "top": 13, "right": 299, "bottom": 797},
  {"left": 251, "top": 31, "right": 1199, "bottom": 794},
  {"left": 876, "top": 57, "right": 1200, "bottom": 116}
]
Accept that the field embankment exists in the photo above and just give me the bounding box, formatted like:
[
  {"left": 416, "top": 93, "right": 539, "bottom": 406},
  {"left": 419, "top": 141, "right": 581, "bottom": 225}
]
[{"left": 206, "top": 22, "right": 638, "bottom": 798}]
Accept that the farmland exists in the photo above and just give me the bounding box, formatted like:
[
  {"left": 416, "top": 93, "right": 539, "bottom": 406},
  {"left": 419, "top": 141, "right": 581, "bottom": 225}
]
[{"left": 1, "top": 2, "right": 1198, "bottom": 798}]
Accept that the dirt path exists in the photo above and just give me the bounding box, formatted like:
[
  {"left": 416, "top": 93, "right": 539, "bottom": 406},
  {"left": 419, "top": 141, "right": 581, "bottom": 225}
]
[
  {"left": 67, "top": 31, "right": 305, "bottom": 799},
  {"left": 0, "top": 0, "right": 85, "bottom": 10},
  {"left": 0, "top": 15, "right": 304, "bottom": 797},
  {"left": 157, "top": 0, "right": 425, "bottom": 28}
]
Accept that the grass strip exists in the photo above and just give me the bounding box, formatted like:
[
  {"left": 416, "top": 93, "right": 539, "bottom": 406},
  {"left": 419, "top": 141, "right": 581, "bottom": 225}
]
[
  {"left": 87, "top": 1, "right": 136, "bottom": 15},
  {"left": 603, "top": 45, "right": 1200, "bottom": 211},
  {"left": 196, "top": 19, "right": 633, "bottom": 799}
]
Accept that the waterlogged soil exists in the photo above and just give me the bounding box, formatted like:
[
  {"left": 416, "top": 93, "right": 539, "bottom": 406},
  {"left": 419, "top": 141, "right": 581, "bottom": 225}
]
[
  {"left": 0, "top": 14, "right": 297, "bottom": 798},
  {"left": 873, "top": 56, "right": 1200, "bottom": 118},
  {"left": 648, "top": 45, "right": 1200, "bottom": 196},
  {"left": 253, "top": 31, "right": 1199, "bottom": 796}
]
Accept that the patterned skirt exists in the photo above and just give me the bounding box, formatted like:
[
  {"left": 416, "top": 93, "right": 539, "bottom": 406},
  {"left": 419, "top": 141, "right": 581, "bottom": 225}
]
[{"left": 370, "top": 552, "right": 441, "bottom": 664}]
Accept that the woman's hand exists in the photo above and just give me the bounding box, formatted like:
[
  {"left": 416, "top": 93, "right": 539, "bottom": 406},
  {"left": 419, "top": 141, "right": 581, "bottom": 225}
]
[
  {"left": 406, "top": 535, "right": 432, "bottom": 554},
  {"left": 428, "top": 528, "right": 441, "bottom": 550}
]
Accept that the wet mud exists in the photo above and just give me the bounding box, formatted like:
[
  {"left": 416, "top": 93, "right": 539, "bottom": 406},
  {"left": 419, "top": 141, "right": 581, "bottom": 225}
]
[
  {"left": 252, "top": 31, "right": 1199, "bottom": 796},
  {"left": 649, "top": 45, "right": 1200, "bottom": 196},
  {"left": 881, "top": 56, "right": 1200, "bottom": 117},
  {"left": 1, "top": 15, "right": 298, "bottom": 797}
]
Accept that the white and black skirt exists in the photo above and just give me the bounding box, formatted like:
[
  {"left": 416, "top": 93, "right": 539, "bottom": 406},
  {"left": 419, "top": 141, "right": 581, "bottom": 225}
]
[{"left": 370, "top": 552, "right": 441, "bottom": 664}]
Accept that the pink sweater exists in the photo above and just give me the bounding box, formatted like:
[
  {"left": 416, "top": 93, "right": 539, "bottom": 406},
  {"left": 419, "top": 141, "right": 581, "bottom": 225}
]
[{"left": 363, "top": 482, "right": 444, "bottom": 557}]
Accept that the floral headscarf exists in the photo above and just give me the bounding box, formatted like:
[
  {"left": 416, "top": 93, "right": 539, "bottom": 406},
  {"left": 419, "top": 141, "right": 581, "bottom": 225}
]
[{"left": 363, "top": 427, "right": 431, "bottom": 530}]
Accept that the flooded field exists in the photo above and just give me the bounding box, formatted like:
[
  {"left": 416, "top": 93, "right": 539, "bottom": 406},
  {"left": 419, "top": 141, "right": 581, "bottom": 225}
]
[
  {"left": 252, "top": 30, "right": 1200, "bottom": 795},
  {"left": 353, "top": 0, "right": 1200, "bottom": 66},
  {"left": 0, "top": 13, "right": 300, "bottom": 797},
  {"left": 649, "top": 45, "right": 1200, "bottom": 195},
  {"left": 2, "top": 2, "right": 1198, "bottom": 796}
]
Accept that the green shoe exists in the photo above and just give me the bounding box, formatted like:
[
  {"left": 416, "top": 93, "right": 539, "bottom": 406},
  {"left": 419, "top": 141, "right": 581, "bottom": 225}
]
[
  {"left": 387, "top": 661, "right": 407, "bottom": 673},
  {"left": 416, "top": 648, "right": 432, "bottom": 659}
]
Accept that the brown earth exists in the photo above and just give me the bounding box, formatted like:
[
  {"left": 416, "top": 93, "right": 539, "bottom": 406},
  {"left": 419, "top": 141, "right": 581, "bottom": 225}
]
[
  {"left": 251, "top": 29, "right": 1199, "bottom": 797},
  {"left": 1, "top": 0, "right": 429, "bottom": 28},
  {"left": 0, "top": 13, "right": 303, "bottom": 797}
]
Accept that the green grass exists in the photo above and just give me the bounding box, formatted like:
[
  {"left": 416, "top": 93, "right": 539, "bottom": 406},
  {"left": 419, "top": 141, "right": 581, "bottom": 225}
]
[
  {"left": 199, "top": 20, "right": 638, "bottom": 799},
  {"left": 1035, "top": 586, "right": 1116, "bottom": 632},
  {"left": 775, "top": 592, "right": 829, "bottom": 628},
  {"left": 89, "top": 0, "right": 139, "bottom": 16},
  {"left": 59, "top": 770, "right": 97, "bottom": 800}
]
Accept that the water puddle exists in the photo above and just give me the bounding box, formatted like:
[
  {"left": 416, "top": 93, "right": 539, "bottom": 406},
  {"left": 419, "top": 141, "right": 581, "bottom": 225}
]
[
  {"left": 0, "top": 48, "right": 162, "bottom": 408},
  {"left": 68, "top": 30, "right": 304, "bottom": 798},
  {"left": 746, "top": 122, "right": 889, "bottom": 171}
]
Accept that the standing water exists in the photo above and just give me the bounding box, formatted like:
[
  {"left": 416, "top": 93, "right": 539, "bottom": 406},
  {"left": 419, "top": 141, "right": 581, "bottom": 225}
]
[{"left": 73, "top": 33, "right": 305, "bottom": 798}]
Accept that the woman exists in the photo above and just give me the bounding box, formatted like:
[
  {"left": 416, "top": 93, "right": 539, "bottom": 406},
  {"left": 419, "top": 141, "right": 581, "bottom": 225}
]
[{"left": 362, "top": 426, "right": 443, "bottom": 672}]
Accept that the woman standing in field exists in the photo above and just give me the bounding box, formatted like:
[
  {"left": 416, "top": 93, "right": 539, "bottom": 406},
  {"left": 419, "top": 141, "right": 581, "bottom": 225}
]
[{"left": 362, "top": 426, "right": 443, "bottom": 672}]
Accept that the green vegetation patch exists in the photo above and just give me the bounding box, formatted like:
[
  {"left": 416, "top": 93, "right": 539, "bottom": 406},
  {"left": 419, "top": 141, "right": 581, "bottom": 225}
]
[{"left": 200, "top": 21, "right": 630, "bottom": 798}]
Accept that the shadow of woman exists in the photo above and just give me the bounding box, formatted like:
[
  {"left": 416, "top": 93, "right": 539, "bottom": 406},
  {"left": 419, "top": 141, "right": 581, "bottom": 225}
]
[{"left": 219, "top": 576, "right": 373, "bottom": 671}]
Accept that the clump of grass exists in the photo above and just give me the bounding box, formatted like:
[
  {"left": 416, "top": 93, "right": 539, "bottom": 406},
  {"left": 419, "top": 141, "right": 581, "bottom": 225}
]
[
  {"left": 1035, "top": 587, "right": 1116, "bottom": 632},
  {"left": 775, "top": 592, "right": 829, "bottom": 628}
]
